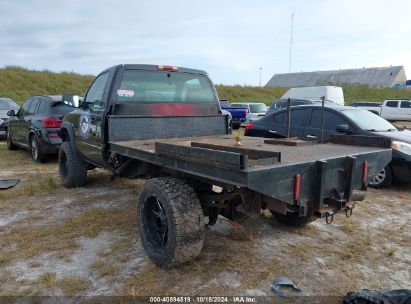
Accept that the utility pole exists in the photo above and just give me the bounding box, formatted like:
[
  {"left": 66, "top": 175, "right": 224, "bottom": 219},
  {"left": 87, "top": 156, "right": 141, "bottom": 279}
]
[
  {"left": 289, "top": 13, "right": 294, "bottom": 73},
  {"left": 259, "top": 67, "right": 262, "bottom": 87}
]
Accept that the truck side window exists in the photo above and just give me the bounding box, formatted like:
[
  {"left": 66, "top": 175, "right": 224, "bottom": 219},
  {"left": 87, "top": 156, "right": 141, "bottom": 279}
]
[
  {"left": 400, "top": 101, "right": 411, "bottom": 108},
  {"left": 386, "top": 101, "right": 398, "bottom": 108},
  {"left": 84, "top": 72, "right": 109, "bottom": 110}
]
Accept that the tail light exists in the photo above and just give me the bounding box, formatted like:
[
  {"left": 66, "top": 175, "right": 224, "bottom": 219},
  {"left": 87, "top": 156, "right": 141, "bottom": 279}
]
[
  {"left": 42, "top": 117, "right": 62, "bottom": 129},
  {"left": 245, "top": 123, "right": 254, "bottom": 130},
  {"left": 363, "top": 161, "right": 368, "bottom": 186},
  {"left": 294, "top": 174, "right": 301, "bottom": 202},
  {"left": 157, "top": 65, "right": 178, "bottom": 71}
]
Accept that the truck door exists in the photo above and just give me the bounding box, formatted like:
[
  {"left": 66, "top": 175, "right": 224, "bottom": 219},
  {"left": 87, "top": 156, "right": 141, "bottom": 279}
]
[
  {"left": 382, "top": 100, "right": 399, "bottom": 120},
  {"left": 75, "top": 72, "right": 109, "bottom": 165},
  {"left": 399, "top": 100, "right": 411, "bottom": 120}
]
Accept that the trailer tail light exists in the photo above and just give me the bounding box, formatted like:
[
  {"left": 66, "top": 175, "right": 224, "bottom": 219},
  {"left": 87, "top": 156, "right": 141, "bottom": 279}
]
[
  {"left": 42, "top": 117, "right": 62, "bottom": 129},
  {"left": 363, "top": 161, "right": 368, "bottom": 186},
  {"left": 294, "top": 174, "right": 301, "bottom": 202},
  {"left": 157, "top": 65, "right": 178, "bottom": 71},
  {"left": 245, "top": 123, "right": 254, "bottom": 130}
]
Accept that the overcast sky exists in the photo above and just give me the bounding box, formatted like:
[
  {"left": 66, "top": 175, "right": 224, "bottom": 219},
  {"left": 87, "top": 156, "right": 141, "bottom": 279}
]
[{"left": 1, "top": 0, "right": 410, "bottom": 85}]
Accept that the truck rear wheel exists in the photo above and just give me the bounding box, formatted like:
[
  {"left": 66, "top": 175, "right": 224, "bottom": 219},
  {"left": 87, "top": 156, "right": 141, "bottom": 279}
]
[
  {"left": 270, "top": 209, "right": 314, "bottom": 227},
  {"left": 138, "top": 177, "right": 206, "bottom": 268},
  {"left": 59, "top": 142, "right": 87, "bottom": 188}
]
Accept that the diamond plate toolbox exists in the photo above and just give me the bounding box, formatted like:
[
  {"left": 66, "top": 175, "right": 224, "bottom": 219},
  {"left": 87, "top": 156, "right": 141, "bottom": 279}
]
[{"left": 108, "top": 115, "right": 229, "bottom": 142}]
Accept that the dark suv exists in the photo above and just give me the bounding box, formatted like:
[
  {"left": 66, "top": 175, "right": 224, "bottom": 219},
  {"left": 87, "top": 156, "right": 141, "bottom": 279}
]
[{"left": 6, "top": 95, "right": 74, "bottom": 162}]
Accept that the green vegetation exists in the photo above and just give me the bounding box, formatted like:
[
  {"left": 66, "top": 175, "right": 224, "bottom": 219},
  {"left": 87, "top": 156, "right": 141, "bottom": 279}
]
[
  {"left": 216, "top": 83, "right": 411, "bottom": 105},
  {"left": 0, "top": 66, "right": 94, "bottom": 104},
  {"left": 1, "top": 66, "right": 410, "bottom": 105}
]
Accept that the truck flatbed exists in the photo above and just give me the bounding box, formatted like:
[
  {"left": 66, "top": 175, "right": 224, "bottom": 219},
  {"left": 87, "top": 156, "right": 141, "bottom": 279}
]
[
  {"left": 111, "top": 135, "right": 388, "bottom": 168},
  {"left": 110, "top": 135, "right": 391, "bottom": 207}
]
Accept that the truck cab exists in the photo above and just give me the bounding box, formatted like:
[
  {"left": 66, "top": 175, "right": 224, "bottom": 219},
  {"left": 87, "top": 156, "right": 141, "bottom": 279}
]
[{"left": 61, "top": 64, "right": 224, "bottom": 167}]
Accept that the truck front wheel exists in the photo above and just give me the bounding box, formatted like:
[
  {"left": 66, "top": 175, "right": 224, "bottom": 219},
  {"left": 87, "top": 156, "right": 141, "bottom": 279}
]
[
  {"left": 270, "top": 209, "right": 314, "bottom": 227},
  {"left": 58, "top": 142, "right": 87, "bottom": 188},
  {"left": 138, "top": 177, "right": 206, "bottom": 268}
]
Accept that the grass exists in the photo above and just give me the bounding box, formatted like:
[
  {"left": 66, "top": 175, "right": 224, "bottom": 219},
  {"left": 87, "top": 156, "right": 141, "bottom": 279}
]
[
  {"left": 386, "top": 247, "right": 397, "bottom": 257},
  {"left": 26, "top": 175, "right": 57, "bottom": 195},
  {"left": 0, "top": 66, "right": 94, "bottom": 104},
  {"left": 90, "top": 259, "right": 118, "bottom": 278},
  {"left": 1, "top": 66, "right": 410, "bottom": 105},
  {"left": 340, "top": 218, "right": 357, "bottom": 234},
  {"left": 0, "top": 206, "right": 136, "bottom": 266},
  {"left": 38, "top": 272, "right": 57, "bottom": 288},
  {"left": 57, "top": 277, "right": 89, "bottom": 295}
]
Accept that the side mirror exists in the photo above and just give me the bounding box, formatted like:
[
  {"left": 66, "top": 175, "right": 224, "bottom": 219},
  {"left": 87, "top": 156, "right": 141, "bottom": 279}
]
[
  {"left": 336, "top": 124, "right": 351, "bottom": 133},
  {"left": 7, "top": 110, "right": 16, "bottom": 116},
  {"left": 62, "top": 94, "right": 81, "bottom": 108}
]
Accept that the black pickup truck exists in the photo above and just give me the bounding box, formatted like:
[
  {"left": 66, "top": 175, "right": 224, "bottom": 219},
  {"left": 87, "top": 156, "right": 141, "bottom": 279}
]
[{"left": 59, "top": 64, "right": 391, "bottom": 268}]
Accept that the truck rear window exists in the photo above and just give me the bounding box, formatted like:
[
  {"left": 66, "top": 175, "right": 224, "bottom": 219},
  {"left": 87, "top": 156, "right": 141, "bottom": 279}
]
[{"left": 116, "top": 70, "right": 216, "bottom": 104}]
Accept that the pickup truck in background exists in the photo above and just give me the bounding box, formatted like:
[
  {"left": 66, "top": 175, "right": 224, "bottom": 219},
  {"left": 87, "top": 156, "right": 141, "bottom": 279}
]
[
  {"left": 230, "top": 102, "right": 268, "bottom": 126},
  {"left": 58, "top": 64, "right": 391, "bottom": 268},
  {"left": 351, "top": 100, "right": 411, "bottom": 121},
  {"left": 219, "top": 99, "right": 246, "bottom": 129}
]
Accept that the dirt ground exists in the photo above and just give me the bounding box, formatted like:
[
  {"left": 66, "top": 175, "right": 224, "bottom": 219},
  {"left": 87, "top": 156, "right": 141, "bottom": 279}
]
[{"left": 0, "top": 140, "right": 410, "bottom": 298}]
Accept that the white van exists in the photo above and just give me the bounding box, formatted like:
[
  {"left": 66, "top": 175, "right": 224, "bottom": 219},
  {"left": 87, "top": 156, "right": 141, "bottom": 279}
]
[{"left": 281, "top": 86, "right": 345, "bottom": 106}]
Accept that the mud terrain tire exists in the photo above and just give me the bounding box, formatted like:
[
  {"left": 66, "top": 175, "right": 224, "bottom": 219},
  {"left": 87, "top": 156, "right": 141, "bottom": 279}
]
[
  {"left": 59, "top": 142, "right": 87, "bottom": 188},
  {"left": 138, "top": 177, "right": 206, "bottom": 268}
]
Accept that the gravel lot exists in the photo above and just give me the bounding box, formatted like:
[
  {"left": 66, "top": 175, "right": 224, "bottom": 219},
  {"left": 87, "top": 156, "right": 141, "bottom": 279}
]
[{"left": 0, "top": 140, "right": 410, "bottom": 298}]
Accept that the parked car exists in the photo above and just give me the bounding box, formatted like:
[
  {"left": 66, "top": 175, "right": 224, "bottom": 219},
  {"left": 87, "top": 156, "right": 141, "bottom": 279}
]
[
  {"left": 6, "top": 95, "right": 74, "bottom": 162},
  {"left": 281, "top": 86, "right": 345, "bottom": 106},
  {"left": 219, "top": 99, "right": 246, "bottom": 129},
  {"left": 244, "top": 104, "right": 411, "bottom": 187},
  {"left": 351, "top": 99, "right": 411, "bottom": 121},
  {"left": 230, "top": 102, "right": 267, "bottom": 126},
  {"left": 0, "top": 97, "right": 19, "bottom": 137},
  {"left": 268, "top": 98, "right": 335, "bottom": 114}
]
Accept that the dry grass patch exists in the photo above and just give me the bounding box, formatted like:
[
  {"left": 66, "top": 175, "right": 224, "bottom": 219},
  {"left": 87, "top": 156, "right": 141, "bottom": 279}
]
[
  {"left": 386, "top": 247, "right": 397, "bottom": 257},
  {"left": 25, "top": 175, "right": 57, "bottom": 195},
  {"left": 0, "top": 206, "right": 136, "bottom": 265},
  {"left": 90, "top": 259, "right": 118, "bottom": 278},
  {"left": 57, "top": 277, "right": 90, "bottom": 295},
  {"left": 38, "top": 272, "right": 57, "bottom": 288},
  {"left": 340, "top": 218, "right": 357, "bottom": 234}
]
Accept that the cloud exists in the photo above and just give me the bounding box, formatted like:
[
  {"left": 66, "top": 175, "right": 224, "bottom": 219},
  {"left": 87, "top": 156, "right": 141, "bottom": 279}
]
[{"left": 0, "top": 0, "right": 410, "bottom": 84}]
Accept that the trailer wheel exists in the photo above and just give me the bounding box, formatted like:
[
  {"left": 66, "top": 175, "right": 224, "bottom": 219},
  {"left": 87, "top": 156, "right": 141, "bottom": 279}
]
[
  {"left": 59, "top": 142, "right": 87, "bottom": 188},
  {"left": 270, "top": 209, "right": 314, "bottom": 227},
  {"left": 138, "top": 177, "right": 206, "bottom": 268}
]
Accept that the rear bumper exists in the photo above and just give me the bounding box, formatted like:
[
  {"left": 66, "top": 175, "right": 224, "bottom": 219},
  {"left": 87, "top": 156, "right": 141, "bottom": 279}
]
[
  {"left": 391, "top": 151, "right": 411, "bottom": 182},
  {"left": 37, "top": 131, "right": 62, "bottom": 154}
]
